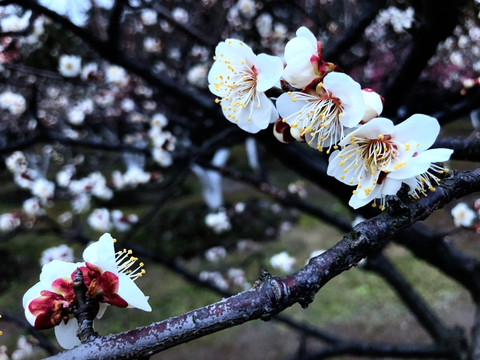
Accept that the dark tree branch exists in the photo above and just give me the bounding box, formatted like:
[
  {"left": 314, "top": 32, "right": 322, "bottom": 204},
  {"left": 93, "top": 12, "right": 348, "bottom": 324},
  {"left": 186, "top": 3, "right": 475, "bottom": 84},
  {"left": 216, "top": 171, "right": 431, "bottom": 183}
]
[
  {"left": 3, "top": 0, "right": 217, "bottom": 115},
  {"left": 433, "top": 137, "right": 480, "bottom": 162},
  {"left": 382, "top": 0, "right": 468, "bottom": 118},
  {"left": 72, "top": 269, "right": 98, "bottom": 343},
  {"left": 262, "top": 135, "right": 480, "bottom": 299},
  {"left": 365, "top": 253, "right": 463, "bottom": 345},
  {"left": 45, "top": 168, "right": 480, "bottom": 360},
  {"left": 470, "top": 301, "right": 480, "bottom": 360},
  {"left": 323, "top": 0, "right": 384, "bottom": 62}
]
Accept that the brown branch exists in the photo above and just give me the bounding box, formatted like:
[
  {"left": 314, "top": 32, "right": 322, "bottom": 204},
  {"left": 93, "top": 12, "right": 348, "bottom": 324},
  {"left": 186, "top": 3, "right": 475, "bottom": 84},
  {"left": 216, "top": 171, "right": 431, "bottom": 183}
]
[
  {"left": 45, "top": 168, "right": 480, "bottom": 360},
  {"left": 72, "top": 269, "right": 98, "bottom": 343}
]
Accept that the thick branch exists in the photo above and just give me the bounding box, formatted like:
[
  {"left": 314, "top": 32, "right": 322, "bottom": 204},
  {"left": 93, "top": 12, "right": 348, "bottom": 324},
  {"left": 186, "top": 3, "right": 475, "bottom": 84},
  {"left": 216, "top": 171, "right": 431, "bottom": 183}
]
[
  {"left": 46, "top": 169, "right": 480, "bottom": 360},
  {"left": 433, "top": 137, "right": 480, "bottom": 162}
]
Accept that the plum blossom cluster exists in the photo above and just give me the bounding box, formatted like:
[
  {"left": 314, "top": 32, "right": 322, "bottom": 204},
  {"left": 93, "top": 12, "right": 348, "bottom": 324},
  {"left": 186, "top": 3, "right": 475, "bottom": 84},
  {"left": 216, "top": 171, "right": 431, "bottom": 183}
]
[
  {"left": 208, "top": 27, "right": 453, "bottom": 210},
  {"left": 199, "top": 268, "right": 250, "bottom": 291},
  {"left": 23, "top": 233, "right": 151, "bottom": 349},
  {"left": 87, "top": 208, "right": 138, "bottom": 233}
]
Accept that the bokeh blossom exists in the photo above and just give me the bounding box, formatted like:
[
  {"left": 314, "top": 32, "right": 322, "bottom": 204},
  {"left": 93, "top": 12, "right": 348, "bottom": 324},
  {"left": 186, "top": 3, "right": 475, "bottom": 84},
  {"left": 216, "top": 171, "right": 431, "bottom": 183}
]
[{"left": 451, "top": 202, "right": 476, "bottom": 227}]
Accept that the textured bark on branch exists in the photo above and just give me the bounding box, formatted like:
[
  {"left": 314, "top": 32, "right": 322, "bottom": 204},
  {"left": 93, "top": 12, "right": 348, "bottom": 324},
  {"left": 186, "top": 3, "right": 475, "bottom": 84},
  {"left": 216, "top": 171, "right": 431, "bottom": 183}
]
[{"left": 46, "top": 169, "right": 480, "bottom": 360}]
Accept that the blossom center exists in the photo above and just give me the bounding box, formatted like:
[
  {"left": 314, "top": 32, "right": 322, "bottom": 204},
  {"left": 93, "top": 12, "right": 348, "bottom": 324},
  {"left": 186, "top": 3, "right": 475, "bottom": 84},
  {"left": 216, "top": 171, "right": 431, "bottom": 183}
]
[
  {"left": 283, "top": 84, "right": 345, "bottom": 152},
  {"left": 213, "top": 52, "right": 261, "bottom": 123}
]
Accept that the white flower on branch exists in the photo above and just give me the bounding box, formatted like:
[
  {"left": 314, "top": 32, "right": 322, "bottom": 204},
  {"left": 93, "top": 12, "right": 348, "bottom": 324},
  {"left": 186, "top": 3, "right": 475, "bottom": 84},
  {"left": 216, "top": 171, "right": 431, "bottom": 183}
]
[
  {"left": 23, "top": 233, "right": 151, "bottom": 349},
  {"left": 208, "top": 38, "right": 283, "bottom": 133},
  {"left": 277, "top": 72, "right": 365, "bottom": 152},
  {"left": 327, "top": 115, "right": 453, "bottom": 210}
]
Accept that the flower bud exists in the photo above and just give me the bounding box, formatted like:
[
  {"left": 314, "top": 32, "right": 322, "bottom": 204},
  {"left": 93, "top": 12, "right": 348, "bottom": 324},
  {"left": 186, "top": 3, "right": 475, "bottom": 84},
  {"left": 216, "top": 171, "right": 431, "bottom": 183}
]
[{"left": 361, "top": 88, "right": 384, "bottom": 123}]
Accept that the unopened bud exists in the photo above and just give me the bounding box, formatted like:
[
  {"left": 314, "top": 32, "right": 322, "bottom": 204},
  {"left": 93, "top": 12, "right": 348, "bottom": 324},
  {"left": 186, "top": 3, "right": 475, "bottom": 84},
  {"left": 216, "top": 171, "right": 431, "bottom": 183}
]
[{"left": 361, "top": 88, "right": 384, "bottom": 123}]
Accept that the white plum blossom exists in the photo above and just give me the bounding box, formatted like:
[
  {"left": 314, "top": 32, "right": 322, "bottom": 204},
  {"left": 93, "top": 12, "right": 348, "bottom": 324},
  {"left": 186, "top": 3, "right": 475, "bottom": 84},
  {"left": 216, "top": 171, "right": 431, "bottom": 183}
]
[
  {"left": 205, "top": 210, "right": 231, "bottom": 233},
  {"left": 143, "top": 37, "right": 162, "bottom": 53},
  {"left": 152, "top": 147, "right": 173, "bottom": 167},
  {"left": 23, "top": 198, "right": 45, "bottom": 217},
  {"left": 11, "top": 335, "right": 47, "bottom": 360},
  {"left": 71, "top": 194, "right": 90, "bottom": 214},
  {"left": 187, "top": 63, "right": 208, "bottom": 87},
  {"left": 199, "top": 271, "right": 229, "bottom": 290},
  {"left": 227, "top": 268, "right": 250, "bottom": 290},
  {"left": 39, "top": 0, "right": 91, "bottom": 26},
  {"left": 23, "top": 234, "right": 151, "bottom": 349},
  {"left": 81, "top": 233, "right": 151, "bottom": 310},
  {"left": 111, "top": 210, "right": 138, "bottom": 232},
  {"left": 56, "top": 165, "right": 75, "bottom": 187},
  {"left": 0, "top": 212, "right": 21, "bottom": 232},
  {"left": 87, "top": 208, "right": 112, "bottom": 232},
  {"left": 270, "top": 251, "right": 296, "bottom": 273},
  {"left": 0, "top": 11, "right": 31, "bottom": 32},
  {"left": 208, "top": 38, "right": 283, "bottom": 133},
  {"left": 276, "top": 71, "right": 365, "bottom": 151},
  {"left": 81, "top": 62, "right": 100, "bottom": 81},
  {"left": 256, "top": 13, "right": 273, "bottom": 38},
  {"left": 0, "top": 91, "right": 27, "bottom": 116},
  {"left": 39, "top": 244, "right": 74, "bottom": 266},
  {"left": 282, "top": 26, "right": 326, "bottom": 89},
  {"left": 140, "top": 9, "right": 157, "bottom": 26},
  {"left": 105, "top": 65, "right": 129, "bottom": 87},
  {"left": 31, "top": 178, "right": 55, "bottom": 205},
  {"left": 6, "top": 151, "right": 28, "bottom": 173},
  {"left": 451, "top": 202, "right": 476, "bottom": 227},
  {"left": 58, "top": 55, "right": 81, "bottom": 78},
  {"left": 172, "top": 7, "right": 189, "bottom": 24},
  {"left": 237, "top": 0, "right": 257, "bottom": 18},
  {"left": 327, "top": 115, "right": 453, "bottom": 210},
  {"left": 67, "top": 99, "right": 94, "bottom": 125},
  {"left": 204, "top": 246, "right": 227, "bottom": 262}
]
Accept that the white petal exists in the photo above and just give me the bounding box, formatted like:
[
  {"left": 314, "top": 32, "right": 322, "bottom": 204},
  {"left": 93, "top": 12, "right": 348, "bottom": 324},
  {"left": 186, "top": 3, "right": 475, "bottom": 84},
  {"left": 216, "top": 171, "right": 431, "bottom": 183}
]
[
  {"left": 394, "top": 114, "right": 439, "bottom": 151},
  {"left": 295, "top": 26, "right": 317, "bottom": 45},
  {"left": 388, "top": 157, "right": 431, "bottom": 180},
  {"left": 96, "top": 303, "right": 109, "bottom": 319},
  {"left": 341, "top": 117, "right": 394, "bottom": 145},
  {"left": 322, "top": 72, "right": 364, "bottom": 128},
  {"left": 418, "top": 148, "right": 453, "bottom": 162},
  {"left": 24, "top": 302, "right": 38, "bottom": 327},
  {"left": 381, "top": 177, "right": 402, "bottom": 196},
  {"left": 284, "top": 36, "right": 315, "bottom": 64},
  {"left": 55, "top": 318, "right": 81, "bottom": 349},
  {"left": 23, "top": 282, "right": 44, "bottom": 308},
  {"left": 82, "top": 233, "right": 117, "bottom": 273},
  {"left": 117, "top": 273, "right": 152, "bottom": 312},
  {"left": 256, "top": 53, "right": 283, "bottom": 92},
  {"left": 39, "top": 260, "right": 78, "bottom": 288}
]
